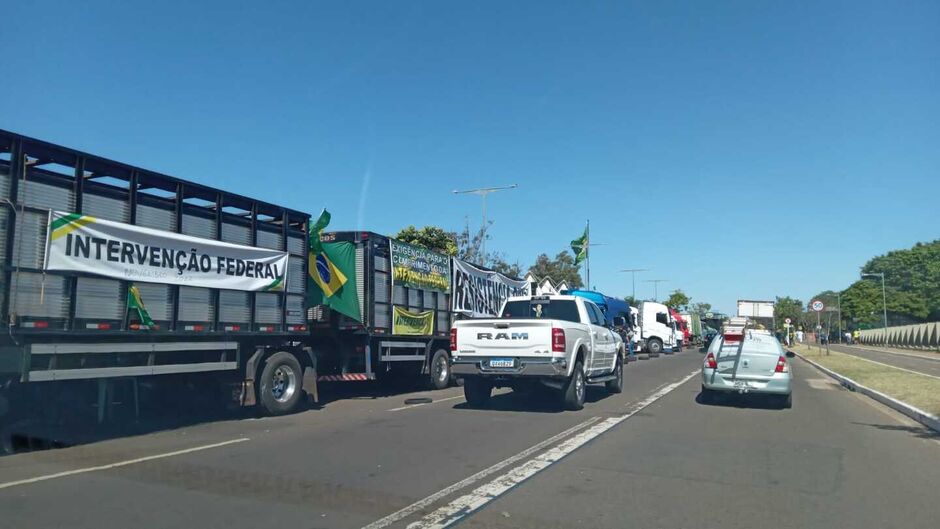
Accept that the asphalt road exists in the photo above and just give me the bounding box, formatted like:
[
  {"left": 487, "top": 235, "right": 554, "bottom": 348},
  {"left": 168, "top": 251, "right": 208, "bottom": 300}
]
[
  {"left": 1, "top": 349, "right": 938, "bottom": 529},
  {"left": 820, "top": 343, "right": 940, "bottom": 379}
]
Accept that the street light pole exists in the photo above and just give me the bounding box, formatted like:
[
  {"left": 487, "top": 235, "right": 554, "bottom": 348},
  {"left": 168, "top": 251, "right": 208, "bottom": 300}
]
[
  {"left": 861, "top": 272, "right": 888, "bottom": 332},
  {"left": 644, "top": 279, "right": 668, "bottom": 302},
  {"left": 619, "top": 268, "right": 649, "bottom": 301},
  {"left": 453, "top": 184, "right": 518, "bottom": 264}
]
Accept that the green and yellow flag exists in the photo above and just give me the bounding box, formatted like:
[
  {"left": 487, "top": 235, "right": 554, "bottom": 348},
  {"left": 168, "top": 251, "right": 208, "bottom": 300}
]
[
  {"left": 127, "top": 284, "right": 155, "bottom": 328},
  {"left": 570, "top": 226, "right": 588, "bottom": 265},
  {"left": 307, "top": 210, "right": 361, "bottom": 322}
]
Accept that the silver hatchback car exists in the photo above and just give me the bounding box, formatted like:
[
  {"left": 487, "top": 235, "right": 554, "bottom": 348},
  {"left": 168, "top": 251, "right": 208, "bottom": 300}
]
[{"left": 701, "top": 330, "right": 792, "bottom": 408}]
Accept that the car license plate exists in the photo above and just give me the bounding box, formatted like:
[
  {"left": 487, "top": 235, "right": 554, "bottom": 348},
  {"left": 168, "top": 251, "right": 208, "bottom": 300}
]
[
  {"left": 733, "top": 380, "right": 749, "bottom": 389},
  {"left": 490, "top": 358, "right": 515, "bottom": 368}
]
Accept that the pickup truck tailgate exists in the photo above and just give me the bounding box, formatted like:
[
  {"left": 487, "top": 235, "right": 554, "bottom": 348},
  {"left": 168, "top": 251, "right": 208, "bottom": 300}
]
[{"left": 456, "top": 320, "right": 554, "bottom": 357}]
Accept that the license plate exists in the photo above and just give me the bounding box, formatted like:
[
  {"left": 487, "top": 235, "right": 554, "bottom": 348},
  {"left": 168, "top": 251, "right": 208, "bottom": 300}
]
[
  {"left": 489, "top": 358, "right": 515, "bottom": 368},
  {"left": 733, "top": 380, "right": 749, "bottom": 389}
]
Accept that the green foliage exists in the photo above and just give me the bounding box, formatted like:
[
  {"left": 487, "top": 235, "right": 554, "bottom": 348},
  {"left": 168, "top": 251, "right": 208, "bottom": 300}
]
[
  {"left": 863, "top": 240, "right": 940, "bottom": 321},
  {"left": 665, "top": 289, "right": 691, "bottom": 311},
  {"left": 489, "top": 254, "right": 523, "bottom": 279},
  {"left": 528, "top": 251, "right": 584, "bottom": 289},
  {"left": 691, "top": 302, "right": 712, "bottom": 315},
  {"left": 774, "top": 296, "right": 804, "bottom": 328},
  {"left": 395, "top": 225, "right": 458, "bottom": 256},
  {"left": 623, "top": 295, "right": 637, "bottom": 307}
]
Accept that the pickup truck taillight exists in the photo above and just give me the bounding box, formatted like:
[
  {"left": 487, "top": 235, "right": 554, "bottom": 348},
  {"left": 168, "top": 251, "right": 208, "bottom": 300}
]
[
  {"left": 774, "top": 355, "right": 789, "bottom": 373},
  {"left": 552, "top": 327, "right": 566, "bottom": 352},
  {"left": 450, "top": 328, "right": 457, "bottom": 352},
  {"left": 705, "top": 352, "right": 717, "bottom": 369}
]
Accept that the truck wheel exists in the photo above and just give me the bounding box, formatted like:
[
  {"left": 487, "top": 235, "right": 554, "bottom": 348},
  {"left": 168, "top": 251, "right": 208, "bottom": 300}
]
[
  {"left": 429, "top": 349, "right": 451, "bottom": 390},
  {"left": 605, "top": 356, "right": 623, "bottom": 394},
  {"left": 647, "top": 338, "right": 663, "bottom": 356},
  {"left": 258, "top": 352, "right": 304, "bottom": 416},
  {"left": 464, "top": 378, "right": 492, "bottom": 408},
  {"left": 561, "top": 360, "right": 586, "bottom": 410}
]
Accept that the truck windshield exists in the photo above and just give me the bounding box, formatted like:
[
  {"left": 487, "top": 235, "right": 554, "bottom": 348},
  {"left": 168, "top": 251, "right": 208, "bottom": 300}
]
[{"left": 502, "top": 300, "right": 581, "bottom": 323}]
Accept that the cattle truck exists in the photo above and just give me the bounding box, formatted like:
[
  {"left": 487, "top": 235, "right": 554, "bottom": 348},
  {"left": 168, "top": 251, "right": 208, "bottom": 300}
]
[
  {"left": 0, "top": 129, "right": 318, "bottom": 449},
  {"left": 309, "top": 231, "right": 454, "bottom": 389}
]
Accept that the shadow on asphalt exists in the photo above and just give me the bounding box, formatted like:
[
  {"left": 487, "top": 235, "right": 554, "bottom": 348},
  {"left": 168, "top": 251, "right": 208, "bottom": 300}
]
[
  {"left": 695, "top": 391, "right": 790, "bottom": 411},
  {"left": 1, "top": 378, "right": 447, "bottom": 457},
  {"left": 452, "top": 386, "right": 616, "bottom": 414},
  {"left": 850, "top": 421, "right": 940, "bottom": 440}
]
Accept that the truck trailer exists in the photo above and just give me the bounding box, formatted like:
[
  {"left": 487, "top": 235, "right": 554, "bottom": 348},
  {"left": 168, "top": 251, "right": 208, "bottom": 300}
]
[{"left": 0, "top": 129, "right": 317, "bottom": 439}]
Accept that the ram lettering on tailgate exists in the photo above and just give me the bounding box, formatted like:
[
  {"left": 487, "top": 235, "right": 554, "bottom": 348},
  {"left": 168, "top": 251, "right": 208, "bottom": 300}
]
[{"left": 477, "top": 332, "right": 529, "bottom": 340}]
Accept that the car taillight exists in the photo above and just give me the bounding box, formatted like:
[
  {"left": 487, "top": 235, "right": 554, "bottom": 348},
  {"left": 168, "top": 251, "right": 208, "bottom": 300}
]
[
  {"left": 705, "top": 352, "right": 717, "bottom": 369},
  {"left": 552, "top": 327, "right": 566, "bottom": 352},
  {"left": 450, "top": 328, "right": 457, "bottom": 352},
  {"left": 775, "top": 356, "right": 788, "bottom": 373}
]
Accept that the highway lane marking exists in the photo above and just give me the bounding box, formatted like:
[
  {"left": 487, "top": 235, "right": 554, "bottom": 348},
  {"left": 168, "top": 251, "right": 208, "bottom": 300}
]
[
  {"left": 393, "top": 368, "right": 702, "bottom": 529},
  {"left": 0, "top": 437, "right": 250, "bottom": 491},
  {"left": 388, "top": 395, "right": 466, "bottom": 412},
  {"left": 837, "top": 352, "right": 940, "bottom": 381},
  {"left": 841, "top": 345, "right": 940, "bottom": 363},
  {"left": 361, "top": 416, "right": 602, "bottom": 529}
]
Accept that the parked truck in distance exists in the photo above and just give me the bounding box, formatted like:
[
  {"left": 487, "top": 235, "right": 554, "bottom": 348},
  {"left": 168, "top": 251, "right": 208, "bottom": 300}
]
[
  {"left": 634, "top": 301, "right": 679, "bottom": 355},
  {"left": 680, "top": 312, "right": 703, "bottom": 345},
  {"left": 451, "top": 295, "right": 623, "bottom": 410}
]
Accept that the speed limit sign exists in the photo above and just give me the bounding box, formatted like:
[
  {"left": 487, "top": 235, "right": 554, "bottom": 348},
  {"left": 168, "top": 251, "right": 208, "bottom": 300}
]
[
  {"left": 784, "top": 317, "right": 792, "bottom": 324},
  {"left": 811, "top": 300, "right": 825, "bottom": 312}
]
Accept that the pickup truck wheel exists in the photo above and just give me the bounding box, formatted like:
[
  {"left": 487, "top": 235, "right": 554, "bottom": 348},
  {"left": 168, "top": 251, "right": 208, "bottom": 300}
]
[
  {"left": 605, "top": 357, "right": 623, "bottom": 394},
  {"left": 561, "top": 361, "right": 586, "bottom": 410},
  {"left": 258, "top": 352, "right": 304, "bottom": 416},
  {"left": 464, "top": 378, "right": 492, "bottom": 408},
  {"left": 429, "top": 349, "right": 451, "bottom": 390},
  {"left": 647, "top": 338, "right": 663, "bottom": 356}
]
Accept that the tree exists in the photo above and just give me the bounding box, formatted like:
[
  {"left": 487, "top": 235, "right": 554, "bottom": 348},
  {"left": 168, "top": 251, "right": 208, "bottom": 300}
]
[
  {"left": 394, "top": 225, "right": 458, "bottom": 256},
  {"left": 489, "top": 254, "right": 523, "bottom": 279},
  {"left": 691, "top": 302, "right": 712, "bottom": 315},
  {"left": 665, "top": 290, "right": 691, "bottom": 311},
  {"left": 623, "top": 295, "right": 637, "bottom": 307},
  {"left": 774, "top": 296, "right": 804, "bottom": 330},
  {"left": 528, "top": 251, "right": 583, "bottom": 289}
]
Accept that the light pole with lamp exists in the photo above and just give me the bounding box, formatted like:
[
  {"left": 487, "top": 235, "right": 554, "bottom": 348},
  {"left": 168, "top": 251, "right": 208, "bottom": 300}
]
[
  {"left": 619, "top": 268, "right": 649, "bottom": 302},
  {"left": 452, "top": 184, "right": 518, "bottom": 264},
  {"left": 644, "top": 279, "right": 668, "bottom": 302}
]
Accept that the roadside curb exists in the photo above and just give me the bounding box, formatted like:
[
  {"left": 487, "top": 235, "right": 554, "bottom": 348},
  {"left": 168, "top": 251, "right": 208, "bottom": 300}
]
[{"left": 793, "top": 351, "right": 940, "bottom": 434}]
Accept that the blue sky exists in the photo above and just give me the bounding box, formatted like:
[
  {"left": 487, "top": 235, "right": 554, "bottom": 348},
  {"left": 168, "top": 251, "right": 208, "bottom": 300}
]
[{"left": 3, "top": 0, "right": 938, "bottom": 314}]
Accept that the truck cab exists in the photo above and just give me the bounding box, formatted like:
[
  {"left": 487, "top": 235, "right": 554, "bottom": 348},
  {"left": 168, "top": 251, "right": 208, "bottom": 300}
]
[{"left": 635, "top": 301, "right": 677, "bottom": 355}]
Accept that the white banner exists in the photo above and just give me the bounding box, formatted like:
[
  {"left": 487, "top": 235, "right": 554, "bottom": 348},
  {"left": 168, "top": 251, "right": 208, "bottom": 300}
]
[
  {"left": 451, "top": 259, "right": 530, "bottom": 318},
  {"left": 44, "top": 211, "right": 289, "bottom": 292}
]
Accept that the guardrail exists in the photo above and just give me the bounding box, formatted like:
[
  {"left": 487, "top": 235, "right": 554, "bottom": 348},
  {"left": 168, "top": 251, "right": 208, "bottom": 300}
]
[{"left": 859, "top": 322, "right": 940, "bottom": 351}]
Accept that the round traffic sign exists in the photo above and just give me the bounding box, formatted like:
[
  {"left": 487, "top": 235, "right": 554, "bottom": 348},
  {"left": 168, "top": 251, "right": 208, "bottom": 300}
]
[
  {"left": 811, "top": 300, "right": 825, "bottom": 312},
  {"left": 784, "top": 317, "right": 792, "bottom": 324}
]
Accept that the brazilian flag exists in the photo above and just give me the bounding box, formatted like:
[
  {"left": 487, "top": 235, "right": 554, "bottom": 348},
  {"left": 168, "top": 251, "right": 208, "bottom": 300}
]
[
  {"left": 127, "top": 284, "right": 155, "bottom": 328},
  {"left": 307, "top": 210, "right": 361, "bottom": 322},
  {"left": 570, "top": 227, "right": 588, "bottom": 265}
]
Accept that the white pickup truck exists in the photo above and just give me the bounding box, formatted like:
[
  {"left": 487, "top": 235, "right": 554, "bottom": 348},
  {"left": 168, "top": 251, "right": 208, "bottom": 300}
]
[{"left": 450, "top": 295, "right": 624, "bottom": 410}]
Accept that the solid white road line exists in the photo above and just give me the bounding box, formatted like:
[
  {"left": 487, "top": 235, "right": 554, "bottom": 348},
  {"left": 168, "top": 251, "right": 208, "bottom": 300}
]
[
  {"left": 843, "top": 344, "right": 940, "bottom": 362},
  {"left": 361, "top": 416, "right": 602, "bottom": 529},
  {"left": 0, "top": 437, "right": 250, "bottom": 491},
  {"left": 388, "top": 395, "right": 466, "bottom": 412},
  {"left": 404, "top": 369, "right": 702, "bottom": 529},
  {"left": 838, "top": 352, "right": 940, "bottom": 380}
]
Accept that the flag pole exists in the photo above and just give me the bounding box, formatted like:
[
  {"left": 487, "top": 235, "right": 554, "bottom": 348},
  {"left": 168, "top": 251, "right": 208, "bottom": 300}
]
[{"left": 586, "top": 219, "right": 590, "bottom": 290}]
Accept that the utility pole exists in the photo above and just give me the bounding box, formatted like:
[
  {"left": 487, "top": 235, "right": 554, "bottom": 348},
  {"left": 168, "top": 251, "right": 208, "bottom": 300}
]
[
  {"left": 453, "top": 184, "right": 518, "bottom": 264},
  {"left": 619, "top": 268, "right": 649, "bottom": 301},
  {"left": 837, "top": 291, "right": 843, "bottom": 344},
  {"left": 644, "top": 279, "right": 668, "bottom": 302}
]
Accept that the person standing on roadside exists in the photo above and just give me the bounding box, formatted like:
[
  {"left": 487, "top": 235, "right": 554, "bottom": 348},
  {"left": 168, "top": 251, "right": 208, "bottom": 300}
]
[{"left": 853, "top": 328, "right": 860, "bottom": 344}]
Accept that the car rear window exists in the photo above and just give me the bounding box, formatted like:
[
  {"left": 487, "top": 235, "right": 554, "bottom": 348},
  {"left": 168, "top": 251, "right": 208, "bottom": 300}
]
[
  {"left": 502, "top": 300, "right": 581, "bottom": 323},
  {"left": 709, "top": 333, "right": 783, "bottom": 357}
]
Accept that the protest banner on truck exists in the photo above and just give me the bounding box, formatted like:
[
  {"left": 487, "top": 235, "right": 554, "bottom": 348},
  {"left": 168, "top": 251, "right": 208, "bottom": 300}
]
[
  {"left": 392, "top": 306, "right": 435, "bottom": 335},
  {"left": 452, "top": 258, "right": 530, "bottom": 318},
  {"left": 389, "top": 239, "right": 450, "bottom": 293},
  {"left": 44, "top": 211, "right": 289, "bottom": 291}
]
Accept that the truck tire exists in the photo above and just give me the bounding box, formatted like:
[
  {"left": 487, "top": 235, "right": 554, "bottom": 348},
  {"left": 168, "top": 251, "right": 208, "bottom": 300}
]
[
  {"left": 258, "top": 352, "right": 304, "bottom": 416},
  {"left": 561, "top": 360, "right": 586, "bottom": 410},
  {"left": 429, "top": 349, "right": 451, "bottom": 390},
  {"left": 464, "top": 378, "right": 492, "bottom": 408},
  {"left": 647, "top": 338, "right": 663, "bottom": 356},
  {"left": 605, "top": 356, "right": 623, "bottom": 394}
]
